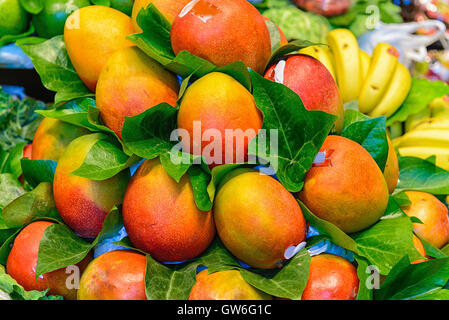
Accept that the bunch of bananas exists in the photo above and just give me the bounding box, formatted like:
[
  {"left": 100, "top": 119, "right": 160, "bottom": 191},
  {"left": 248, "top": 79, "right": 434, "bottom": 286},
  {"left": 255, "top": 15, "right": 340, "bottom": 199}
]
[
  {"left": 299, "top": 28, "right": 412, "bottom": 118},
  {"left": 392, "top": 96, "right": 449, "bottom": 171}
]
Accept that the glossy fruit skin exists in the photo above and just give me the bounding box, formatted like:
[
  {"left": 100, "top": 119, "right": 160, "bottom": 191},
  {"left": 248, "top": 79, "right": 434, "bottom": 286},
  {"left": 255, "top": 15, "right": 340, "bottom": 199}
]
[
  {"left": 64, "top": 5, "right": 134, "bottom": 91},
  {"left": 177, "top": 72, "right": 262, "bottom": 167},
  {"left": 214, "top": 169, "right": 307, "bottom": 269},
  {"left": 383, "top": 137, "right": 399, "bottom": 194},
  {"left": 122, "top": 158, "right": 215, "bottom": 262},
  {"left": 189, "top": 270, "right": 272, "bottom": 300},
  {"left": 96, "top": 46, "right": 179, "bottom": 139},
  {"left": 32, "top": 0, "right": 90, "bottom": 38},
  {"left": 401, "top": 191, "right": 449, "bottom": 249},
  {"left": 31, "top": 118, "right": 89, "bottom": 161},
  {"left": 0, "top": 0, "right": 29, "bottom": 37},
  {"left": 299, "top": 135, "right": 389, "bottom": 233},
  {"left": 132, "top": 0, "right": 191, "bottom": 31},
  {"left": 53, "top": 134, "right": 130, "bottom": 238},
  {"left": 264, "top": 54, "right": 344, "bottom": 132},
  {"left": 78, "top": 250, "right": 147, "bottom": 300},
  {"left": 302, "top": 254, "right": 359, "bottom": 300},
  {"left": 6, "top": 221, "right": 91, "bottom": 300},
  {"left": 412, "top": 235, "right": 427, "bottom": 264},
  {"left": 170, "top": 0, "right": 271, "bottom": 74}
]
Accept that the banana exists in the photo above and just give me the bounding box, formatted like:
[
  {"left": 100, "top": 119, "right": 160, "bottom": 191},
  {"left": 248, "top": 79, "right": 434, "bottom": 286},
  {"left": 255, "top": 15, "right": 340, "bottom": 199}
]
[
  {"left": 299, "top": 45, "right": 337, "bottom": 81},
  {"left": 394, "top": 129, "right": 449, "bottom": 149},
  {"left": 429, "top": 96, "right": 449, "bottom": 119},
  {"left": 369, "top": 62, "right": 411, "bottom": 118},
  {"left": 327, "top": 29, "right": 361, "bottom": 103},
  {"left": 404, "top": 108, "right": 431, "bottom": 132},
  {"left": 359, "top": 49, "right": 371, "bottom": 82},
  {"left": 397, "top": 146, "right": 449, "bottom": 171},
  {"left": 413, "top": 118, "right": 449, "bottom": 131},
  {"left": 359, "top": 43, "right": 400, "bottom": 114}
]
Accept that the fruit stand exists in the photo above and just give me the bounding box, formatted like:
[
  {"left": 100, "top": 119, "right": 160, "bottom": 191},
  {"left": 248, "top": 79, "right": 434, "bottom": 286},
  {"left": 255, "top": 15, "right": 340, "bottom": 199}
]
[{"left": 1, "top": 0, "right": 449, "bottom": 304}]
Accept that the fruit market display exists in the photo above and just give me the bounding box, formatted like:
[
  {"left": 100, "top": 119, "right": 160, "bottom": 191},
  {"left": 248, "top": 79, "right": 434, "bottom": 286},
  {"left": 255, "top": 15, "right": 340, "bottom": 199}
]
[{"left": 2, "top": 0, "right": 449, "bottom": 303}]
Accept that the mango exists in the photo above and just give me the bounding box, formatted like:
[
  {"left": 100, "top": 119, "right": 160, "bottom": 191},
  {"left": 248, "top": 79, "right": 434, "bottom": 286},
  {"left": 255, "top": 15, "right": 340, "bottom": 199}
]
[
  {"left": 214, "top": 169, "right": 307, "bottom": 269},
  {"left": 32, "top": 118, "right": 89, "bottom": 161},
  {"left": 401, "top": 191, "right": 449, "bottom": 249},
  {"left": 6, "top": 221, "right": 91, "bottom": 300},
  {"left": 302, "top": 254, "right": 359, "bottom": 300},
  {"left": 96, "top": 46, "right": 179, "bottom": 139},
  {"left": 122, "top": 158, "right": 215, "bottom": 262},
  {"left": 64, "top": 5, "right": 134, "bottom": 91},
  {"left": 299, "top": 135, "right": 389, "bottom": 233},
  {"left": 383, "top": 137, "right": 399, "bottom": 194},
  {"left": 189, "top": 270, "right": 272, "bottom": 300},
  {"left": 132, "top": 0, "right": 191, "bottom": 31},
  {"left": 78, "top": 250, "right": 146, "bottom": 300},
  {"left": 53, "top": 134, "right": 130, "bottom": 238},
  {"left": 264, "top": 54, "right": 344, "bottom": 132},
  {"left": 170, "top": 0, "right": 271, "bottom": 74},
  {"left": 177, "top": 72, "right": 262, "bottom": 167}
]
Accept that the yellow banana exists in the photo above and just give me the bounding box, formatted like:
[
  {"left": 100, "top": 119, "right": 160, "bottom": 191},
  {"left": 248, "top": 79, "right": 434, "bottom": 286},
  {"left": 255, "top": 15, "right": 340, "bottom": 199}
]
[
  {"left": 404, "top": 107, "right": 431, "bottom": 132},
  {"left": 413, "top": 118, "right": 449, "bottom": 131},
  {"left": 394, "top": 129, "right": 449, "bottom": 149},
  {"left": 429, "top": 96, "right": 449, "bottom": 119},
  {"left": 397, "top": 146, "right": 449, "bottom": 171},
  {"left": 327, "top": 29, "right": 361, "bottom": 103},
  {"left": 359, "top": 49, "right": 371, "bottom": 82},
  {"left": 368, "top": 62, "right": 411, "bottom": 118},
  {"left": 299, "top": 45, "right": 336, "bottom": 81},
  {"left": 359, "top": 43, "right": 400, "bottom": 113}
]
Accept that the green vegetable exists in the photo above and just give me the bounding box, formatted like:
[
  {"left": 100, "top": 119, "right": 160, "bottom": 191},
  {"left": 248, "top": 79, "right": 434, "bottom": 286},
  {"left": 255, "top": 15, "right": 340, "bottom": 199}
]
[
  {"left": 0, "top": 0, "right": 29, "bottom": 38},
  {"left": 31, "top": 0, "right": 91, "bottom": 38},
  {"left": 263, "top": 6, "right": 331, "bottom": 43}
]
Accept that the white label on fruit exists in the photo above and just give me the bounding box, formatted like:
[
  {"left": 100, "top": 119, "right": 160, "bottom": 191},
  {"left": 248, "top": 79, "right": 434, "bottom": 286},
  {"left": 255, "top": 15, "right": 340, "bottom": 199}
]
[
  {"left": 313, "top": 152, "right": 326, "bottom": 165},
  {"left": 179, "top": 0, "right": 200, "bottom": 17},
  {"left": 273, "top": 60, "right": 286, "bottom": 84},
  {"left": 284, "top": 241, "right": 307, "bottom": 260}
]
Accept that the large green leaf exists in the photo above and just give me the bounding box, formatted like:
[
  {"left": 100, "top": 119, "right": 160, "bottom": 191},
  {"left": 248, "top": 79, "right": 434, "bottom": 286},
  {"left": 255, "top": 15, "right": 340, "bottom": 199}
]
[
  {"left": 249, "top": 71, "right": 336, "bottom": 192},
  {"left": 376, "top": 255, "right": 449, "bottom": 300},
  {"left": 21, "top": 159, "right": 57, "bottom": 188},
  {"left": 18, "top": 36, "right": 94, "bottom": 103},
  {"left": 341, "top": 112, "right": 389, "bottom": 171},
  {"left": 2, "top": 182, "right": 61, "bottom": 228},
  {"left": 0, "top": 174, "right": 25, "bottom": 210},
  {"left": 353, "top": 217, "right": 422, "bottom": 275},
  {"left": 396, "top": 156, "right": 449, "bottom": 195},
  {"left": 0, "top": 143, "right": 26, "bottom": 178}
]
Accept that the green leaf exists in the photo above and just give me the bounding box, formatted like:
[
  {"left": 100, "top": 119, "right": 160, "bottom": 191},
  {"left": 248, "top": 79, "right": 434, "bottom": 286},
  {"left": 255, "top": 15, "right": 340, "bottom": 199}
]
[
  {"left": 35, "top": 208, "right": 123, "bottom": 277},
  {"left": 0, "top": 25, "right": 35, "bottom": 47},
  {"left": 419, "top": 237, "right": 447, "bottom": 259},
  {"left": 264, "top": 39, "right": 318, "bottom": 70},
  {"left": 0, "top": 143, "right": 26, "bottom": 178},
  {"left": 240, "top": 250, "right": 311, "bottom": 300},
  {"left": 249, "top": 71, "right": 336, "bottom": 192},
  {"left": 90, "top": 0, "right": 110, "bottom": 6},
  {"left": 396, "top": 156, "right": 449, "bottom": 195},
  {"left": 376, "top": 256, "right": 449, "bottom": 300},
  {"left": 387, "top": 78, "right": 449, "bottom": 125},
  {"left": 392, "top": 192, "right": 411, "bottom": 207},
  {"left": 381, "top": 196, "right": 407, "bottom": 220},
  {"left": 342, "top": 109, "right": 370, "bottom": 127},
  {"left": 71, "top": 135, "right": 139, "bottom": 180},
  {"left": 298, "top": 200, "right": 358, "bottom": 253},
  {"left": 355, "top": 255, "right": 373, "bottom": 300},
  {"left": 353, "top": 217, "right": 422, "bottom": 275},
  {"left": 19, "top": 0, "right": 43, "bottom": 14},
  {"left": 0, "top": 228, "right": 22, "bottom": 265},
  {"left": 21, "top": 159, "right": 56, "bottom": 188},
  {"left": 265, "top": 19, "right": 282, "bottom": 53},
  {"left": 0, "top": 174, "right": 25, "bottom": 210},
  {"left": 187, "top": 165, "right": 212, "bottom": 212},
  {"left": 341, "top": 114, "right": 389, "bottom": 171},
  {"left": 2, "top": 182, "right": 61, "bottom": 228},
  {"left": 18, "top": 36, "right": 94, "bottom": 104},
  {"left": 0, "top": 265, "right": 49, "bottom": 300}
]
